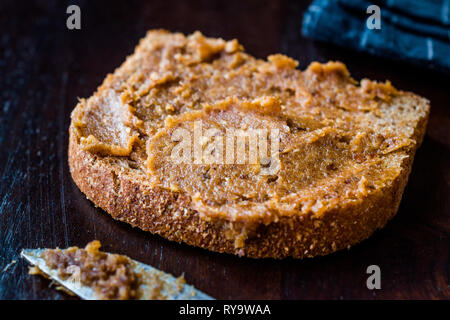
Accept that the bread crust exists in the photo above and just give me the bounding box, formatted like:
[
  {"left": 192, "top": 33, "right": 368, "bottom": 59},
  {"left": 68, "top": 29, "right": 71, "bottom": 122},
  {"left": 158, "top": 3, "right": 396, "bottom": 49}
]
[{"left": 68, "top": 92, "right": 429, "bottom": 259}]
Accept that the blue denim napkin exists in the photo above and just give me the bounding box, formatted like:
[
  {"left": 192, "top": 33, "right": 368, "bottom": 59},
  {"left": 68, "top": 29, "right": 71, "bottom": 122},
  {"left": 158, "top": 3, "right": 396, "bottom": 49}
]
[{"left": 302, "top": 0, "right": 450, "bottom": 73}]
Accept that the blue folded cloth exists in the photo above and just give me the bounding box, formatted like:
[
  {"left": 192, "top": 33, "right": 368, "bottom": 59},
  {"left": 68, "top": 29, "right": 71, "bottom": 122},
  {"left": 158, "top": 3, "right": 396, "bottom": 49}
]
[{"left": 302, "top": 0, "right": 450, "bottom": 73}]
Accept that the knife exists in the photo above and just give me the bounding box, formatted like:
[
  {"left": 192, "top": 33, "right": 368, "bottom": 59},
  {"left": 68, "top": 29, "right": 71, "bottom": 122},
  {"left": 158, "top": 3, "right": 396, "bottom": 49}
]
[{"left": 21, "top": 247, "right": 213, "bottom": 300}]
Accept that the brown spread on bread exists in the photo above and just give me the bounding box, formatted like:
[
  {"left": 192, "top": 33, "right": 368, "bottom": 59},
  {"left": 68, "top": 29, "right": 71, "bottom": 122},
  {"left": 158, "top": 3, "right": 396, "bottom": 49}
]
[
  {"left": 72, "top": 31, "right": 410, "bottom": 222},
  {"left": 69, "top": 30, "right": 429, "bottom": 258}
]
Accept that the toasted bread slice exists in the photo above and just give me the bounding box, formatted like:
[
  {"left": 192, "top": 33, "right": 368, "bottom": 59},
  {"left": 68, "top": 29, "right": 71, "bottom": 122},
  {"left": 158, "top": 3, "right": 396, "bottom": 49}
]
[{"left": 69, "top": 30, "right": 429, "bottom": 258}]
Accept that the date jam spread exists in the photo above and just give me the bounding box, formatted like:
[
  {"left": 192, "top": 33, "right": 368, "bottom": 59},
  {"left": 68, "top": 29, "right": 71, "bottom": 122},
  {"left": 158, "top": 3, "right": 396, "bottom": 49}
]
[
  {"left": 41, "top": 241, "right": 140, "bottom": 300},
  {"left": 36, "top": 241, "right": 187, "bottom": 300},
  {"left": 72, "top": 30, "right": 406, "bottom": 223}
]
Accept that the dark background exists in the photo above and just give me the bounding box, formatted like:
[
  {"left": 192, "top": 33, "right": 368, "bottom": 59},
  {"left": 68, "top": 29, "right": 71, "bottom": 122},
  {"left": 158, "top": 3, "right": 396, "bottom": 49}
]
[{"left": 0, "top": 0, "right": 448, "bottom": 300}]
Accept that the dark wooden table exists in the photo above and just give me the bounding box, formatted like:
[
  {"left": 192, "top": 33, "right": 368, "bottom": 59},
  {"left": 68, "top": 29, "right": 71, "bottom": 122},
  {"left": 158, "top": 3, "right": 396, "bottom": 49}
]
[{"left": 0, "top": 0, "right": 448, "bottom": 300}]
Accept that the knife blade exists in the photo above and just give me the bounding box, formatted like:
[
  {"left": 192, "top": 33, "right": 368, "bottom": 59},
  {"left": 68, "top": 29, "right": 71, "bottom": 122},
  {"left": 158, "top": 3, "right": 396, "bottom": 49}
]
[{"left": 21, "top": 248, "right": 213, "bottom": 300}]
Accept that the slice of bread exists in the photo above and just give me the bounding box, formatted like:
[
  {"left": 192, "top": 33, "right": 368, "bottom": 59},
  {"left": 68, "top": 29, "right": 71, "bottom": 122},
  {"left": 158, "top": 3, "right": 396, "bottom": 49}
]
[{"left": 69, "top": 30, "right": 430, "bottom": 259}]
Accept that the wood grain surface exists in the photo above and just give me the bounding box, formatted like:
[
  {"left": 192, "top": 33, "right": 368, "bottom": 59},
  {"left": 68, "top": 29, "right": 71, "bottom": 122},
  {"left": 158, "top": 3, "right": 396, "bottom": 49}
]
[{"left": 0, "top": 0, "right": 448, "bottom": 300}]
